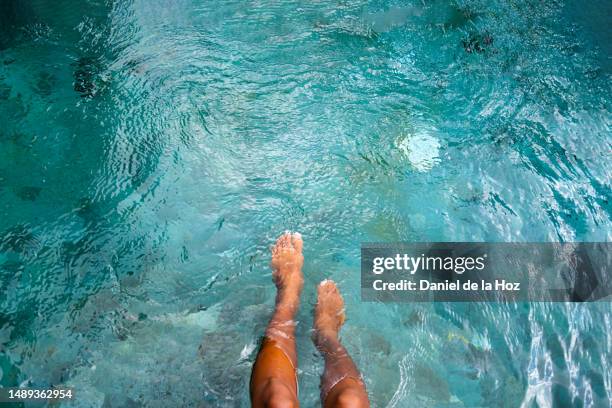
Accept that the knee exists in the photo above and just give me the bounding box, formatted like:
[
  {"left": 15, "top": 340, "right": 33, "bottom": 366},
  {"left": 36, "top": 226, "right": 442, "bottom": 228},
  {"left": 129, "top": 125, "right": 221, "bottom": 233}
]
[
  {"left": 261, "top": 379, "right": 298, "bottom": 408},
  {"left": 334, "top": 389, "right": 367, "bottom": 408},
  {"left": 266, "top": 393, "right": 298, "bottom": 408}
]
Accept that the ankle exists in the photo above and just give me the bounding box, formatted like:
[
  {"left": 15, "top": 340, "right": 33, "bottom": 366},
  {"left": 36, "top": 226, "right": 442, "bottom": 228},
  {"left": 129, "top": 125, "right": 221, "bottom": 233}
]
[
  {"left": 275, "top": 291, "right": 302, "bottom": 318},
  {"left": 313, "top": 329, "right": 339, "bottom": 349},
  {"left": 275, "top": 268, "right": 304, "bottom": 289}
]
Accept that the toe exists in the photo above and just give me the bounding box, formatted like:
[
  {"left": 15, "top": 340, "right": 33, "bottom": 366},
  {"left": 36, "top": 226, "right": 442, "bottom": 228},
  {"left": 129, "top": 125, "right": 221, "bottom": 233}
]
[
  {"left": 319, "top": 279, "right": 337, "bottom": 295},
  {"left": 276, "top": 232, "right": 292, "bottom": 249},
  {"left": 317, "top": 280, "right": 329, "bottom": 295},
  {"left": 291, "top": 232, "right": 303, "bottom": 253}
]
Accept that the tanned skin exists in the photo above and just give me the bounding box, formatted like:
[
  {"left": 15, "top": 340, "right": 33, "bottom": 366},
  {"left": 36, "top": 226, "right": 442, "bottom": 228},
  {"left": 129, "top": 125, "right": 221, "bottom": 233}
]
[{"left": 250, "top": 232, "right": 370, "bottom": 408}]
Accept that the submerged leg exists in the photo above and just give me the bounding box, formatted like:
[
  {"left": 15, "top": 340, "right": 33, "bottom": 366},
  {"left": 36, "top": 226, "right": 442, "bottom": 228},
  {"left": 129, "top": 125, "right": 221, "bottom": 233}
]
[
  {"left": 250, "top": 232, "right": 304, "bottom": 408},
  {"left": 313, "top": 280, "right": 370, "bottom": 408}
]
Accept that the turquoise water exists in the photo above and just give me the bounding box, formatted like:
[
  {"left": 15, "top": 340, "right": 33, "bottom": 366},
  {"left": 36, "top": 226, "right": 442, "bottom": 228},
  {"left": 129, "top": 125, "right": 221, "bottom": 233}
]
[{"left": 1, "top": 0, "right": 611, "bottom": 406}]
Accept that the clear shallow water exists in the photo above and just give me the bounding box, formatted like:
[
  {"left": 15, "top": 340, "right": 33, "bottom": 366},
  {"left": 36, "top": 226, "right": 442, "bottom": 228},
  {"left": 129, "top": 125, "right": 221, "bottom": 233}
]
[{"left": 0, "top": 0, "right": 610, "bottom": 406}]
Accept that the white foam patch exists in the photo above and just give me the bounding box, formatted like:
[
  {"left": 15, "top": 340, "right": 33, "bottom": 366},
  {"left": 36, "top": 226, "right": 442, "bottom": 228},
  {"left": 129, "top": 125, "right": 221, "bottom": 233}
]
[
  {"left": 396, "top": 130, "right": 441, "bottom": 172},
  {"left": 154, "top": 305, "right": 220, "bottom": 329},
  {"left": 240, "top": 342, "right": 256, "bottom": 361}
]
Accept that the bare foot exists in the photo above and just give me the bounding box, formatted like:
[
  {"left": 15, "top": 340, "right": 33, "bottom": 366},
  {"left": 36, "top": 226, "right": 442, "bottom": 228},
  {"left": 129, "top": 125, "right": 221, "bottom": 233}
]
[
  {"left": 252, "top": 233, "right": 305, "bottom": 408},
  {"left": 313, "top": 280, "right": 346, "bottom": 345},
  {"left": 270, "top": 232, "right": 304, "bottom": 313},
  {"left": 312, "top": 281, "right": 370, "bottom": 408}
]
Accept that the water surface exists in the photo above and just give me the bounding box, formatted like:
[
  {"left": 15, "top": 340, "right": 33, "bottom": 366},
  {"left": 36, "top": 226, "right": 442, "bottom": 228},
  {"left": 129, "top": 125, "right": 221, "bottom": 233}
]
[{"left": 0, "top": 0, "right": 610, "bottom": 406}]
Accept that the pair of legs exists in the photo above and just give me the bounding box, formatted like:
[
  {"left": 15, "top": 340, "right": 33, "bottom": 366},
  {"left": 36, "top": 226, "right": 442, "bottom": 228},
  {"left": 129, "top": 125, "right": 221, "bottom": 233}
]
[{"left": 250, "top": 233, "right": 370, "bottom": 408}]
